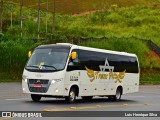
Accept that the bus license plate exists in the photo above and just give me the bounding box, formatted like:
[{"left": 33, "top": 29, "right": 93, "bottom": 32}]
[{"left": 34, "top": 84, "right": 42, "bottom": 88}]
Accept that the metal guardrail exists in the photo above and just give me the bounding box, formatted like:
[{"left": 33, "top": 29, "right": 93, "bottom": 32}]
[
  {"left": 147, "top": 40, "right": 160, "bottom": 56},
  {"left": 66, "top": 36, "right": 108, "bottom": 44},
  {"left": 1, "top": 35, "right": 160, "bottom": 56},
  {"left": 71, "top": 36, "right": 160, "bottom": 57}
]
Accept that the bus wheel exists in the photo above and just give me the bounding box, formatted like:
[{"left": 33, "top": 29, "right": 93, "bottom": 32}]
[
  {"left": 65, "top": 88, "right": 76, "bottom": 103},
  {"left": 31, "top": 94, "right": 41, "bottom": 102},
  {"left": 82, "top": 96, "right": 93, "bottom": 101},
  {"left": 108, "top": 88, "right": 122, "bottom": 101}
]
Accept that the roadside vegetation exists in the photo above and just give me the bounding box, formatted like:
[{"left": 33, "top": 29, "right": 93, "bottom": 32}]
[
  {"left": 5, "top": 0, "right": 160, "bottom": 14},
  {"left": 0, "top": 1, "right": 160, "bottom": 84}
]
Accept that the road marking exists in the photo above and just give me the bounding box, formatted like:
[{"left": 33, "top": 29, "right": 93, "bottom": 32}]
[
  {"left": 0, "top": 117, "right": 13, "bottom": 120},
  {"left": 70, "top": 107, "right": 77, "bottom": 110},
  {"left": 5, "top": 98, "right": 30, "bottom": 101},
  {"left": 96, "top": 105, "right": 101, "bottom": 107},
  {"left": 43, "top": 103, "right": 160, "bottom": 111},
  {"left": 123, "top": 104, "right": 128, "bottom": 106}
]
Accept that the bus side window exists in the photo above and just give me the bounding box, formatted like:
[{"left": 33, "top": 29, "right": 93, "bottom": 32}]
[{"left": 67, "top": 50, "right": 79, "bottom": 71}]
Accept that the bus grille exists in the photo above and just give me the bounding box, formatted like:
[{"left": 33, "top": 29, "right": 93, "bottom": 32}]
[
  {"left": 28, "top": 79, "right": 49, "bottom": 84},
  {"left": 28, "top": 79, "right": 50, "bottom": 93}
]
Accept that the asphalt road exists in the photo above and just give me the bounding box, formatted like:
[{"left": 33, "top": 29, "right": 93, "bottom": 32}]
[{"left": 0, "top": 83, "right": 160, "bottom": 120}]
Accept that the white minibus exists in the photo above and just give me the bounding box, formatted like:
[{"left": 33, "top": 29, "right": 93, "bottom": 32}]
[{"left": 22, "top": 43, "right": 139, "bottom": 103}]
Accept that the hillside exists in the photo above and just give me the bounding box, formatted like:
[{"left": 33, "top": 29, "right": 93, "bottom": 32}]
[
  {"left": 4, "top": 0, "right": 160, "bottom": 14},
  {"left": 2, "top": 4, "right": 160, "bottom": 45},
  {"left": 0, "top": 1, "right": 160, "bottom": 84}
]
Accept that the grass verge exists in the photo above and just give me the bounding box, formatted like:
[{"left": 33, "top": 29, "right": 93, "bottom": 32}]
[{"left": 140, "top": 69, "right": 160, "bottom": 85}]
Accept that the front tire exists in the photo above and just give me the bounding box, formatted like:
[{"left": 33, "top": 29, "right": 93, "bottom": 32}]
[
  {"left": 108, "top": 88, "right": 122, "bottom": 101},
  {"left": 65, "top": 88, "right": 76, "bottom": 103},
  {"left": 31, "top": 94, "right": 41, "bottom": 102}
]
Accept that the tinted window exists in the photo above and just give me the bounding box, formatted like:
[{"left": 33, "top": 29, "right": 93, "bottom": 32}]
[
  {"left": 78, "top": 50, "right": 105, "bottom": 71},
  {"left": 67, "top": 49, "right": 139, "bottom": 73},
  {"left": 78, "top": 50, "right": 138, "bottom": 73}
]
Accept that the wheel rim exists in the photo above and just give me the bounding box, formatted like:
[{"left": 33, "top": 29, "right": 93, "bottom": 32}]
[
  {"left": 70, "top": 91, "right": 75, "bottom": 101},
  {"left": 116, "top": 90, "right": 121, "bottom": 99}
]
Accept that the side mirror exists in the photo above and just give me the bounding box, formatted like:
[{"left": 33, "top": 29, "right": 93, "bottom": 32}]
[
  {"left": 71, "top": 52, "right": 77, "bottom": 60},
  {"left": 68, "top": 52, "right": 77, "bottom": 60},
  {"left": 28, "top": 51, "right": 32, "bottom": 58}
]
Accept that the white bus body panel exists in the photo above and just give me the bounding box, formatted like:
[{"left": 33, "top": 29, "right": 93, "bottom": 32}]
[
  {"left": 64, "top": 71, "right": 139, "bottom": 96},
  {"left": 22, "top": 69, "right": 68, "bottom": 96}
]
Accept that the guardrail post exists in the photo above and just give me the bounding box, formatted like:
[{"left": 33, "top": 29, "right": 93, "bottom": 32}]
[
  {"left": 46, "top": 0, "right": 48, "bottom": 35},
  {"left": 0, "top": 0, "right": 4, "bottom": 33},
  {"left": 10, "top": 0, "right": 13, "bottom": 29},
  {"left": 37, "top": 0, "right": 40, "bottom": 40},
  {"left": 52, "top": 0, "right": 55, "bottom": 33},
  {"left": 20, "top": 0, "right": 23, "bottom": 38}
]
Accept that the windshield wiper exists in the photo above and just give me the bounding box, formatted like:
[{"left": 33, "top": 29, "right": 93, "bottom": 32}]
[
  {"left": 26, "top": 65, "right": 39, "bottom": 69},
  {"left": 26, "top": 65, "right": 58, "bottom": 70},
  {"left": 42, "top": 65, "right": 57, "bottom": 70}
]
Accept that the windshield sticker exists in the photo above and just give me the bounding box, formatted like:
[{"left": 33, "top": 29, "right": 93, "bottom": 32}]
[
  {"left": 85, "top": 58, "right": 126, "bottom": 83},
  {"left": 39, "top": 62, "right": 44, "bottom": 66},
  {"left": 39, "top": 62, "right": 45, "bottom": 70}
]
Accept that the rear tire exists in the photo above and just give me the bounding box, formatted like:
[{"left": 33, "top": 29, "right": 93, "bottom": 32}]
[
  {"left": 82, "top": 96, "right": 93, "bottom": 101},
  {"left": 65, "top": 88, "right": 76, "bottom": 103},
  {"left": 31, "top": 94, "right": 41, "bottom": 102},
  {"left": 108, "top": 88, "right": 122, "bottom": 101}
]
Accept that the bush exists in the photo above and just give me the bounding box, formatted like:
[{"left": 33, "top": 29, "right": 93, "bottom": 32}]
[{"left": 0, "top": 41, "right": 31, "bottom": 79}]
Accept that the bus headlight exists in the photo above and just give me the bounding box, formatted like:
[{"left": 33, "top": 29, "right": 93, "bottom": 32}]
[
  {"left": 22, "top": 75, "right": 27, "bottom": 83},
  {"left": 55, "top": 89, "right": 59, "bottom": 93},
  {"left": 51, "top": 79, "right": 62, "bottom": 84},
  {"left": 23, "top": 88, "right": 25, "bottom": 91},
  {"left": 51, "top": 80, "right": 56, "bottom": 84}
]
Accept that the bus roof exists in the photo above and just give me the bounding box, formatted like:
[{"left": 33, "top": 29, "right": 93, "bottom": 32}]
[
  {"left": 76, "top": 45, "right": 137, "bottom": 57},
  {"left": 38, "top": 43, "right": 137, "bottom": 57}
]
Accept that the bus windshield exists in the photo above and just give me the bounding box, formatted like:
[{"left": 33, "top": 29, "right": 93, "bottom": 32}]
[{"left": 25, "top": 47, "right": 70, "bottom": 72}]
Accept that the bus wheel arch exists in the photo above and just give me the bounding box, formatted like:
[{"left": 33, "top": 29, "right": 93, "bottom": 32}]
[
  {"left": 65, "top": 85, "right": 79, "bottom": 103},
  {"left": 116, "top": 86, "right": 123, "bottom": 100},
  {"left": 108, "top": 86, "right": 123, "bottom": 101},
  {"left": 118, "top": 86, "right": 123, "bottom": 95}
]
